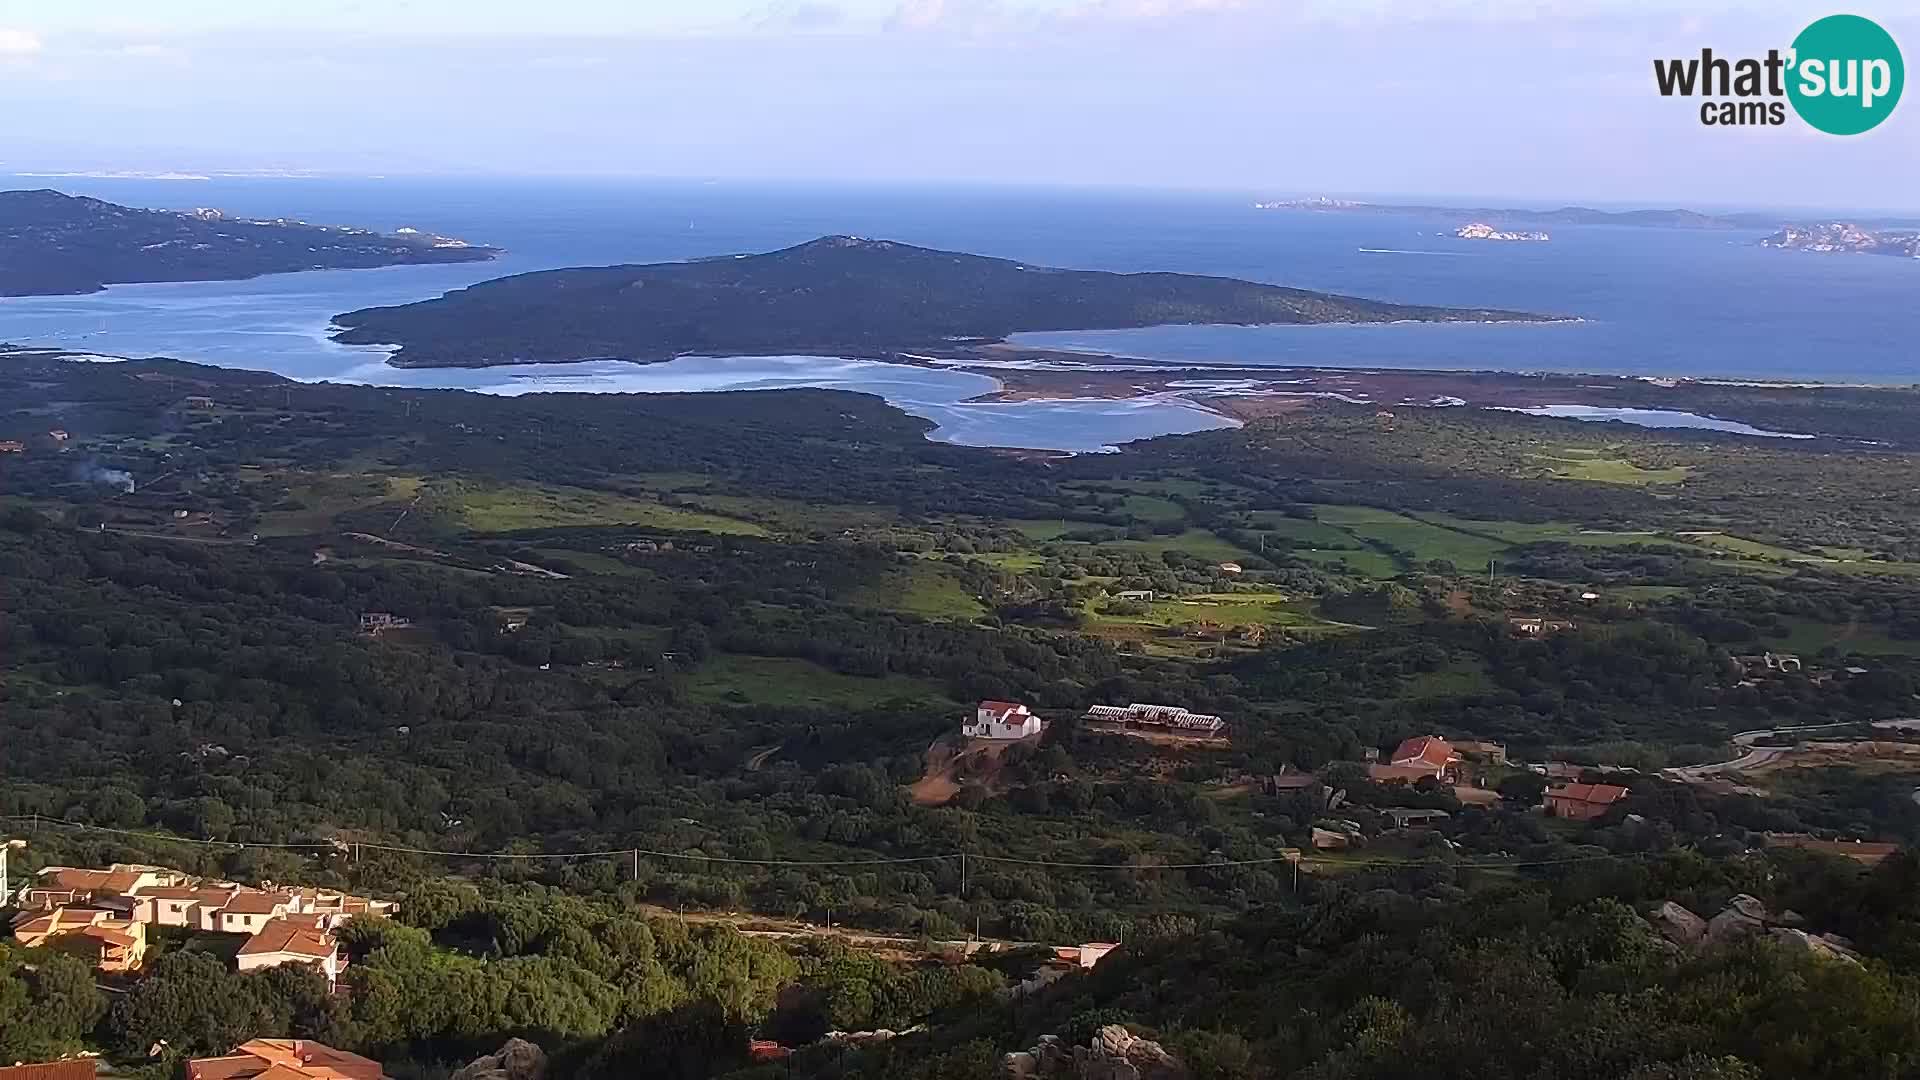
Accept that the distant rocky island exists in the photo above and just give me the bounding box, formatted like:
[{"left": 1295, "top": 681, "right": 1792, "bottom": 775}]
[
  {"left": 1256, "top": 196, "right": 1920, "bottom": 235},
  {"left": 1454, "top": 222, "right": 1550, "bottom": 242},
  {"left": 0, "top": 189, "right": 499, "bottom": 296},
  {"left": 1760, "top": 223, "right": 1920, "bottom": 258},
  {"left": 331, "top": 235, "right": 1564, "bottom": 368}
]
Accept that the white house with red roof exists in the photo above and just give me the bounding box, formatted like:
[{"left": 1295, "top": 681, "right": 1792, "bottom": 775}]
[
  {"left": 964, "top": 700, "right": 1043, "bottom": 740},
  {"left": 1387, "top": 735, "right": 1458, "bottom": 780}
]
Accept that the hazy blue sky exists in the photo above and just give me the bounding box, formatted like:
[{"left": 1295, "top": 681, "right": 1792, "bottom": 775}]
[{"left": 2, "top": 1, "right": 1915, "bottom": 209}]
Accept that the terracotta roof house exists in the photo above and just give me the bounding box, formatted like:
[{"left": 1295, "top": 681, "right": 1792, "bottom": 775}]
[
  {"left": 19, "top": 865, "right": 180, "bottom": 910},
  {"left": 1368, "top": 764, "right": 1443, "bottom": 785},
  {"left": 236, "top": 918, "right": 344, "bottom": 987},
  {"left": 1545, "top": 783, "right": 1629, "bottom": 821},
  {"left": 1387, "top": 735, "right": 1457, "bottom": 779},
  {"left": 0, "top": 1062, "right": 97, "bottom": 1080},
  {"left": 963, "top": 700, "right": 1044, "bottom": 741},
  {"left": 217, "top": 891, "right": 292, "bottom": 935},
  {"left": 187, "top": 1041, "right": 386, "bottom": 1080},
  {"left": 10, "top": 906, "right": 148, "bottom": 971}
]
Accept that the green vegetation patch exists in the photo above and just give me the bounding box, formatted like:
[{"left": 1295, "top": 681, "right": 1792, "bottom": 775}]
[
  {"left": 847, "top": 561, "right": 987, "bottom": 620},
  {"left": 447, "top": 483, "right": 767, "bottom": 535},
  {"left": 686, "top": 654, "right": 949, "bottom": 708},
  {"left": 1312, "top": 505, "right": 1508, "bottom": 570}
]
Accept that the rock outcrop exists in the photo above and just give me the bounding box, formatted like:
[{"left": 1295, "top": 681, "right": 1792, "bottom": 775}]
[
  {"left": 1003, "top": 1026, "right": 1191, "bottom": 1080},
  {"left": 451, "top": 1039, "right": 547, "bottom": 1080},
  {"left": 1651, "top": 901, "right": 1706, "bottom": 946},
  {"left": 1649, "top": 896, "right": 1860, "bottom": 966}
]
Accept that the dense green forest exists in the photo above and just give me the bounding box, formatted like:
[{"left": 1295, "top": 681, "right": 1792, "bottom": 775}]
[
  {"left": 330, "top": 235, "right": 1549, "bottom": 366},
  {"left": 6, "top": 354, "right": 1920, "bottom": 1078}
]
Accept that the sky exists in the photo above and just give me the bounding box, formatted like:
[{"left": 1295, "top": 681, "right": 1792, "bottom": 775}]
[{"left": 1, "top": 0, "right": 1916, "bottom": 210}]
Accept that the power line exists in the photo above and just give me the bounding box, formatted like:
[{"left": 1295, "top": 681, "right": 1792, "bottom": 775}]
[{"left": 3, "top": 813, "right": 1659, "bottom": 874}]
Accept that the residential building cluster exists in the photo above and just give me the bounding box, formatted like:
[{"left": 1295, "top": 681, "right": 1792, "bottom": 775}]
[
  {"left": 1082, "top": 702, "right": 1227, "bottom": 736},
  {"left": 10, "top": 863, "right": 395, "bottom": 989}
]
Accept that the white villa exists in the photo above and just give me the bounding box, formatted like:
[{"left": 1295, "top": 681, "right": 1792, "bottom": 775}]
[{"left": 963, "top": 700, "right": 1044, "bottom": 740}]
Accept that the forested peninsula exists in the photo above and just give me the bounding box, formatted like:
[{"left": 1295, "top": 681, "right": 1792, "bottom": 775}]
[
  {"left": 331, "top": 235, "right": 1557, "bottom": 367},
  {"left": 0, "top": 189, "right": 498, "bottom": 296}
]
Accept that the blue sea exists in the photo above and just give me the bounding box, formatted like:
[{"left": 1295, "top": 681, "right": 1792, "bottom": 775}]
[{"left": 3, "top": 176, "right": 1917, "bottom": 451}]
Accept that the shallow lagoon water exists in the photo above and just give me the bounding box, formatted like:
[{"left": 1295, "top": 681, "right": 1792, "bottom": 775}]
[{"left": 5, "top": 176, "right": 1916, "bottom": 450}]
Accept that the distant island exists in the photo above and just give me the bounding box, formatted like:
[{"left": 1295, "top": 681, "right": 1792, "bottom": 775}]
[
  {"left": 1760, "top": 223, "right": 1920, "bottom": 258},
  {"left": 0, "top": 189, "right": 499, "bottom": 296},
  {"left": 1454, "top": 222, "right": 1550, "bottom": 242},
  {"left": 1255, "top": 196, "right": 1920, "bottom": 233},
  {"left": 331, "top": 235, "right": 1563, "bottom": 368}
]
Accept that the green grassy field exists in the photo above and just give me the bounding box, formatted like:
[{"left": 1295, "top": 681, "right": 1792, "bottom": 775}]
[
  {"left": 1534, "top": 447, "right": 1691, "bottom": 486},
  {"left": 254, "top": 473, "right": 422, "bottom": 537},
  {"left": 1767, "top": 619, "right": 1920, "bottom": 657},
  {"left": 677, "top": 493, "right": 899, "bottom": 534},
  {"left": 1312, "top": 505, "right": 1509, "bottom": 569},
  {"left": 847, "top": 561, "right": 986, "bottom": 620},
  {"left": 1291, "top": 547, "right": 1403, "bottom": 579},
  {"left": 686, "top": 654, "right": 948, "bottom": 708},
  {"left": 450, "top": 483, "right": 767, "bottom": 535},
  {"left": 1095, "top": 529, "right": 1254, "bottom": 563}
]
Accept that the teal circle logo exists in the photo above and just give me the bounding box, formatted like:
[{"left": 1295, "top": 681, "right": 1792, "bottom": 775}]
[{"left": 1788, "top": 14, "right": 1903, "bottom": 135}]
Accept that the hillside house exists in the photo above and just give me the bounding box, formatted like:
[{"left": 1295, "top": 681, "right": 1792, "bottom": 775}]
[
  {"left": 46, "top": 429, "right": 68, "bottom": 442},
  {"left": 1453, "top": 740, "right": 1508, "bottom": 765},
  {"left": 236, "top": 917, "right": 345, "bottom": 988},
  {"left": 19, "top": 865, "right": 182, "bottom": 910},
  {"left": 187, "top": 1041, "right": 387, "bottom": 1080},
  {"left": 358, "top": 612, "right": 410, "bottom": 634},
  {"left": 963, "top": 700, "right": 1043, "bottom": 740},
  {"left": 0, "top": 440, "right": 23, "bottom": 453},
  {"left": 1114, "top": 589, "right": 1155, "bottom": 602},
  {"left": 0, "top": 1063, "right": 95, "bottom": 1080},
  {"left": 128, "top": 884, "right": 247, "bottom": 928},
  {"left": 1545, "top": 782, "right": 1629, "bottom": 820},
  {"left": 1368, "top": 764, "right": 1443, "bottom": 784},
  {"left": 1734, "top": 652, "right": 1804, "bottom": 676},
  {"left": 1510, "top": 615, "right": 1577, "bottom": 636},
  {"left": 1387, "top": 735, "right": 1457, "bottom": 780},
  {"left": 1382, "top": 807, "right": 1452, "bottom": 829},
  {"left": 10, "top": 907, "right": 148, "bottom": 971},
  {"left": 218, "top": 891, "right": 294, "bottom": 934},
  {"left": 1083, "top": 703, "right": 1226, "bottom": 736},
  {"left": 1218, "top": 562, "right": 1243, "bottom": 574}
]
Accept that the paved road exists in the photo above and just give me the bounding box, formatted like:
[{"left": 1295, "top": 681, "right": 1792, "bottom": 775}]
[{"left": 1666, "top": 718, "right": 1920, "bottom": 784}]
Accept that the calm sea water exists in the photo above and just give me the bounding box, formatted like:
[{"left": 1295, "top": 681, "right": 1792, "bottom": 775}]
[{"left": 3, "top": 176, "right": 1917, "bottom": 450}]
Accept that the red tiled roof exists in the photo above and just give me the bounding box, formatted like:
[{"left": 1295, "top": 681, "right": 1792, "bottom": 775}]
[
  {"left": 0, "top": 1062, "right": 98, "bottom": 1080},
  {"left": 978, "top": 700, "right": 1028, "bottom": 718},
  {"left": 1390, "top": 735, "right": 1454, "bottom": 771},
  {"left": 78, "top": 925, "right": 140, "bottom": 949},
  {"left": 1546, "top": 783, "right": 1629, "bottom": 806},
  {"left": 221, "top": 892, "right": 290, "bottom": 916},
  {"left": 1369, "top": 764, "right": 1441, "bottom": 784},
  {"left": 239, "top": 918, "right": 335, "bottom": 959},
  {"left": 192, "top": 1040, "right": 384, "bottom": 1080}
]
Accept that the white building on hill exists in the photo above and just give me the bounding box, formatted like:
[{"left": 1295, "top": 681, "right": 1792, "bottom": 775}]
[
  {"left": 1083, "top": 703, "right": 1226, "bottom": 736},
  {"left": 964, "top": 700, "right": 1043, "bottom": 740}
]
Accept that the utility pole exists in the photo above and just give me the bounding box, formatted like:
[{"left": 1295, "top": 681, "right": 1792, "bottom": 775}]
[{"left": 631, "top": 849, "right": 640, "bottom": 882}]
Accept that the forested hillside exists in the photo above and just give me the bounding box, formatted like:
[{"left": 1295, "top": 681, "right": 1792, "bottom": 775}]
[{"left": 6, "top": 353, "right": 1920, "bottom": 1078}]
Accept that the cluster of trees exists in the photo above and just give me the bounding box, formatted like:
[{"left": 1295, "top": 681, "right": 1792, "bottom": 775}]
[{"left": 776, "top": 850, "right": 1920, "bottom": 1080}]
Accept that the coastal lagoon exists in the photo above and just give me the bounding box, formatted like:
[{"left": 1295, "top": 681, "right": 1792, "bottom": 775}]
[{"left": 4, "top": 176, "right": 1918, "bottom": 450}]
